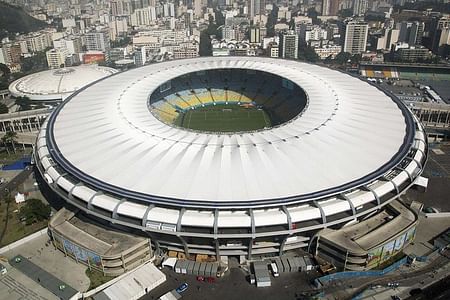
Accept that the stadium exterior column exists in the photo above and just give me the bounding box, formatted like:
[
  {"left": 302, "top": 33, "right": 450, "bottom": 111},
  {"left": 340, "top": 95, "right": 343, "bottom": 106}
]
[
  {"left": 383, "top": 176, "right": 399, "bottom": 194},
  {"left": 177, "top": 208, "right": 185, "bottom": 232},
  {"left": 281, "top": 206, "right": 292, "bottom": 232},
  {"left": 112, "top": 198, "right": 127, "bottom": 219},
  {"left": 52, "top": 172, "right": 67, "bottom": 190},
  {"left": 363, "top": 186, "right": 380, "bottom": 206},
  {"left": 142, "top": 205, "right": 159, "bottom": 253},
  {"left": 279, "top": 236, "right": 288, "bottom": 256},
  {"left": 178, "top": 235, "right": 190, "bottom": 257},
  {"left": 410, "top": 151, "right": 424, "bottom": 170},
  {"left": 213, "top": 209, "right": 218, "bottom": 236},
  {"left": 27, "top": 117, "right": 32, "bottom": 131},
  {"left": 68, "top": 182, "right": 83, "bottom": 202},
  {"left": 339, "top": 193, "right": 356, "bottom": 218},
  {"left": 215, "top": 239, "right": 220, "bottom": 259},
  {"left": 313, "top": 201, "right": 327, "bottom": 224},
  {"left": 248, "top": 209, "right": 255, "bottom": 260},
  {"left": 142, "top": 204, "right": 155, "bottom": 227},
  {"left": 87, "top": 191, "right": 103, "bottom": 210},
  {"left": 213, "top": 209, "right": 220, "bottom": 258},
  {"left": 396, "top": 165, "right": 413, "bottom": 182},
  {"left": 249, "top": 209, "right": 255, "bottom": 238}
]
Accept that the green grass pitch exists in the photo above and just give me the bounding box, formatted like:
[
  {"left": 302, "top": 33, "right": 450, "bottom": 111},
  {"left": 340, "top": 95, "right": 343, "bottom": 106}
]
[{"left": 174, "top": 104, "right": 271, "bottom": 132}]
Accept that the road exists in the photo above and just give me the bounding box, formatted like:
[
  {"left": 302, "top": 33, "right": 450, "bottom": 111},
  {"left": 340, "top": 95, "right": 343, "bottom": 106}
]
[{"left": 338, "top": 249, "right": 450, "bottom": 300}]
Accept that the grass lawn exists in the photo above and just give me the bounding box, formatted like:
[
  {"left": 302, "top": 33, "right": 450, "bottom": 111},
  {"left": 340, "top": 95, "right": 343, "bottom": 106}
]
[
  {"left": 0, "top": 199, "right": 48, "bottom": 247},
  {"left": 174, "top": 104, "right": 271, "bottom": 132},
  {"left": 85, "top": 269, "right": 115, "bottom": 290}
]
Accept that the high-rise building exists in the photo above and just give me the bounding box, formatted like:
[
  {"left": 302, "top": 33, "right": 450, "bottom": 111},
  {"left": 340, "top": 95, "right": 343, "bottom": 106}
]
[
  {"left": 322, "top": 0, "right": 340, "bottom": 16},
  {"left": 279, "top": 30, "right": 298, "bottom": 59},
  {"left": 194, "top": 0, "right": 203, "bottom": 17},
  {"left": 222, "top": 26, "right": 237, "bottom": 41},
  {"left": 250, "top": 27, "right": 261, "bottom": 44},
  {"left": 134, "top": 47, "right": 147, "bottom": 66},
  {"left": 53, "top": 37, "right": 82, "bottom": 55},
  {"left": 377, "top": 28, "right": 400, "bottom": 51},
  {"left": 111, "top": 0, "right": 133, "bottom": 16},
  {"left": 131, "top": 6, "right": 157, "bottom": 26},
  {"left": 46, "top": 48, "right": 69, "bottom": 69},
  {"left": 109, "top": 17, "right": 128, "bottom": 41},
  {"left": 249, "top": 0, "right": 262, "bottom": 20},
  {"left": 0, "top": 44, "right": 23, "bottom": 65},
  {"left": 353, "top": 0, "right": 369, "bottom": 16},
  {"left": 343, "top": 21, "right": 368, "bottom": 55},
  {"left": 24, "top": 31, "right": 53, "bottom": 53},
  {"left": 163, "top": 3, "right": 175, "bottom": 17},
  {"left": 398, "top": 21, "right": 424, "bottom": 46},
  {"left": 86, "top": 28, "right": 111, "bottom": 52}
]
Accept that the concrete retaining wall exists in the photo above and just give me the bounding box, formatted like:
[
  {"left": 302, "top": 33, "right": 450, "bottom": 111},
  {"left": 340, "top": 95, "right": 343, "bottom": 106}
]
[{"left": 0, "top": 227, "right": 48, "bottom": 255}]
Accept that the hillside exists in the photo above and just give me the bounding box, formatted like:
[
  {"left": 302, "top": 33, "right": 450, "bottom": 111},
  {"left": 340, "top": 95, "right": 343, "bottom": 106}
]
[{"left": 0, "top": 2, "right": 47, "bottom": 40}]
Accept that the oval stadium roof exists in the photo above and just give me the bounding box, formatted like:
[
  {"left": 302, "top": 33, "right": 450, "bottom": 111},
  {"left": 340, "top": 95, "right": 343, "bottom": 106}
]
[
  {"left": 45, "top": 57, "right": 413, "bottom": 207},
  {"left": 9, "top": 65, "right": 118, "bottom": 101}
]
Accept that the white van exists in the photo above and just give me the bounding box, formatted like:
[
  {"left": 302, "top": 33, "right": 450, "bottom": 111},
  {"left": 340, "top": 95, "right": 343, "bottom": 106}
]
[{"left": 270, "top": 262, "right": 279, "bottom": 277}]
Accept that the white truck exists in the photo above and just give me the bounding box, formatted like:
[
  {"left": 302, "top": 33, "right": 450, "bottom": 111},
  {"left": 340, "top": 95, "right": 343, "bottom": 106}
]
[{"left": 270, "top": 262, "right": 279, "bottom": 277}]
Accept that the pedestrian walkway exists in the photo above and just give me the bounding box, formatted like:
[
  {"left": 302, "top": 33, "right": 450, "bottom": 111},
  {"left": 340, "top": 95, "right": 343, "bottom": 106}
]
[
  {"left": 0, "top": 275, "right": 47, "bottom": 300},
  {"left": 9, "top": 255, "right": 78, "bottom": 300}
]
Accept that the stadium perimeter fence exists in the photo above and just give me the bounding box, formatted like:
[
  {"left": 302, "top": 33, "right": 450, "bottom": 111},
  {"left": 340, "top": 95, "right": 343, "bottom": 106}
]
[{"left": 314, "top": 256, "right": 410, "bottom": 287}]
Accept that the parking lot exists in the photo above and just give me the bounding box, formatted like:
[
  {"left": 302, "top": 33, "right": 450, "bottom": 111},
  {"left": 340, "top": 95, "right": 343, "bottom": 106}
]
[
  {"left": 143, "top": 266, "right": 320, "bottom": 300},
  {"left": 404, "top": 144, "right": 450, "bottom": 212}
]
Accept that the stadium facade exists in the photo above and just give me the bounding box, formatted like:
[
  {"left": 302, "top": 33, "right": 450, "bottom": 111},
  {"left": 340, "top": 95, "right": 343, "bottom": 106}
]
[{"left": 35, "top": 57, "right": 427, "bottom": 269}]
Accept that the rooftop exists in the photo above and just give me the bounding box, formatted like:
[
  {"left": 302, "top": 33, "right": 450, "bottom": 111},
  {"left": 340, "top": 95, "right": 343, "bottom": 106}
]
[
  {"left": 319, "top": 200, "right": 417, "bottom": 254},
  {"left": 8, "top": 65, "right": 117, "bottom": 101},
  {"left": 46, "top": 57, "right": 413, "bottom": 207}
]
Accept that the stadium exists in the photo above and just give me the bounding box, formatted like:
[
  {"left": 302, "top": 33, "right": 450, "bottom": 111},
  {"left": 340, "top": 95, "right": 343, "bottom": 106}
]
[
  {"left": 8, "top": 65, "right": 117, "bottom": 102},
  {"left": 34, "top": 57, "right": 427, "bottom": 272}
]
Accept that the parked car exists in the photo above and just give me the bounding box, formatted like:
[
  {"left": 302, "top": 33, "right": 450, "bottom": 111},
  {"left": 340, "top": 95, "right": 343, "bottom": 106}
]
[
  {"left": 176, "top": 282, "right": 188, "bottom": 293},
  {"left": 0, "top": 264, "right": 7, "bottom": 275}
]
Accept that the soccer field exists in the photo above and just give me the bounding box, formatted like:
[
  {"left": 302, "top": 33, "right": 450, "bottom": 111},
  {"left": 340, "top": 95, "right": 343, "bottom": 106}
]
[{"left": 174, "top": 104, "right": 271, "bottom": 132}]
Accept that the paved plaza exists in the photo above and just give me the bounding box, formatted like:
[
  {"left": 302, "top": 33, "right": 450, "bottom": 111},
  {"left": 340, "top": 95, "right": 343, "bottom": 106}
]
[{"left": 2, "top": 234, "right": 90, "bottom": 292}]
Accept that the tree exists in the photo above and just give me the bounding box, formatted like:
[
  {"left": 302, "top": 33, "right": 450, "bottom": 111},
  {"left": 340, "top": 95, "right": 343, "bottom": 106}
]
[
  {"left": 298, "top": 46, "right": 320, "bottom": 62},
  {"left": 339, "top": 9, "right": 353, "bottom": 18},
  {"left": 324, "top": 55, "right": 333, "bottom": 64},
  {"left": 350, "top": 54, "right": 362, "bottom": 64},
  {"left": 0, "top": 103, "right": 8, "bottom": 114},
  {"left": 1, "top": 130, "right": 17, "bottom": 154},
  {"left": 214, "top": 9, "right": 225, "bottom": 27},
  {"left": 334, "top": 51, "right": 352, "bottom": 65},
  {"left": 307, "top": 8, "right": 321, "bottom": 25},
  {"left": 15, "top": 96, "right": 32, "bottom": 111},
  {"left": 21, "top": 51, "right": 48, "bottom": 73},
  {"left": 438, "top": 44, "right": 450, "bottom": 59},
  {"left": 205, "top": 14, "right": 221, "bottom": 38},
  {"left": 111, "top": 36, "right": 131, "bottom": 48},
  {"left": 266, "top": 4, "right": 279, "bottom": 37},
  {"left": 19, "top": 198, "right": 51, "bottom": 225},
  {"left": 0, "top": 2, "right": 46, "bottom": 40},
  {"left": 0, "top": 63, "right": 10, "bottom": 79},
  {"left": 199, "top": 31, "right": 212, "bottom": 56}
]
